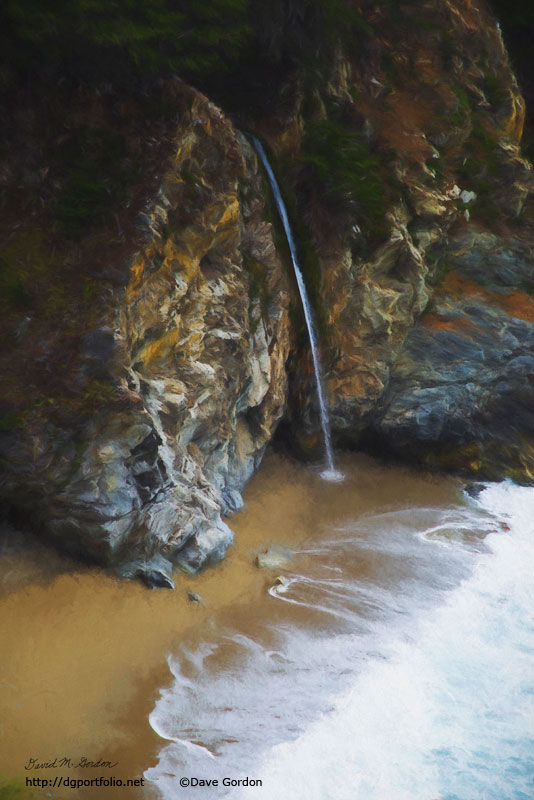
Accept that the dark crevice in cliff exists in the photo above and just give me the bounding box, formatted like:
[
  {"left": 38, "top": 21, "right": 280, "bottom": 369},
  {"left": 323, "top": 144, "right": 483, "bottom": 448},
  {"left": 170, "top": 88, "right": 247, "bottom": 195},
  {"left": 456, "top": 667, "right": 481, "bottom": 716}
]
[
  {"left": 488, "top": 1, "right": 534, "bottom": 156},
  {"left": 2, "top": 0, "right": 534, "bottom": 581}
]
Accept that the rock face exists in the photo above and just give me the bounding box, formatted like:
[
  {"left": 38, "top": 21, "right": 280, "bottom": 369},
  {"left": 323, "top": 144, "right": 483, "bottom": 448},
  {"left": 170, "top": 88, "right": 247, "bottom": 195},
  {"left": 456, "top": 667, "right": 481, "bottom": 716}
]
[
  {"left": 370, "top": 228, "right": 534, "bottom": 482},
  {"left": 0, "top": 85, "right": 290, "bottom": 583},
  {"left": 2, "top": 0, "right": 534, "bottom": 580},
  {"left": 249, "top": 0, "right": 534, "bottom": 481}
]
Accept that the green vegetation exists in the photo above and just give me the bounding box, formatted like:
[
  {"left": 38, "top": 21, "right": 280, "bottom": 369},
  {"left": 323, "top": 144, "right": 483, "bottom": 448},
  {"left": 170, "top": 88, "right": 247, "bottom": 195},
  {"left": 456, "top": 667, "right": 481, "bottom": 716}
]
[
  {"left": 0, "top": 0, "right": 251, "bottom": 84},
  {"left": 0, "top": 254, "right": 30, "bottom": 313},
  {"left": 470, "top": 117, "right": 500, "bottom": 155},
  {"left": 0, "top": 412, "right": 24, "bottom": 431},
  {"left": 0, "top": 1, "right": 372, "bottom": 107},
  {"left": 438, "top": 70, "right": 512, "bottom": 225},
  {"left": 483, "top": 73, "right": 512, "bottom": 110},
  {"left": 259, "top": 143, "right": 332, "bottom": 341},
  {"left": 450, "top": 85, "right": 471, "bottom": 127},
  {"left": 250, "top": 0, "right": 371, "bottom": 70},
  {"left": 457, "top": 116, "right": 503, "bottom": 222},
  {"left": 243, "top": 253, "right": 270, "bottom": 335},
  {"left": 427, "top": 152, "right": 445, "bottom": 182},
  {"left": 0, "top": 230, "right": 52, "bottom": 315},
  {"left": 52, "top": 125, "right": 138, "bottom": 237},
  {"left": 299, "top": 118, "right": 389, "bottom": 238}
]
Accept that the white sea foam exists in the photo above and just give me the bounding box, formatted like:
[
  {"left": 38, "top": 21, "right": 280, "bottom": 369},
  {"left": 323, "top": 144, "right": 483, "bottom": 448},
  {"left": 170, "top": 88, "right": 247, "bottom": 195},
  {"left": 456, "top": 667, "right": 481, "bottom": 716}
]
[
  {"left": 235, "top": 482, "right": 534, "bottom": 800},
  {"left": 146, "top": 482, "right": 533, "bottom": 800}
]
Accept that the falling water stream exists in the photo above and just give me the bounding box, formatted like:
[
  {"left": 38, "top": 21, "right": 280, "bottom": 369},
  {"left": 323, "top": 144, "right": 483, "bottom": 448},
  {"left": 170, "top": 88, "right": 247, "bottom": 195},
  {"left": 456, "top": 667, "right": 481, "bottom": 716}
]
[{"left": 249, "top": 136, "right": 343, "bottom": 482}]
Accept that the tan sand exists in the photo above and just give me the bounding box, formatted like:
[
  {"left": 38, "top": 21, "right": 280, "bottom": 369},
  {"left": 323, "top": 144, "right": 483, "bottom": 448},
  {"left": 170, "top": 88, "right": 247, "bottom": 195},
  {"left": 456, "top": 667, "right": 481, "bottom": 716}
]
[{"left": 0, "top": 452, "right": 461, "bottom": 798}]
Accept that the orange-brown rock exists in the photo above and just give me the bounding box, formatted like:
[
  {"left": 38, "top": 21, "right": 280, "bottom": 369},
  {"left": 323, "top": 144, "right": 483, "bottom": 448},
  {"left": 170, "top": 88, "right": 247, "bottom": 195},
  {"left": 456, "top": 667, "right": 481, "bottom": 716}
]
[
  {"left": 3, "top": 0, "right": 534, "bottom": 584},
  {"left": 0, "top": 85, "right": 290, "bottom": 585},
  {"left": 252, "top": 0, "right": 534, "bottom": 482}
]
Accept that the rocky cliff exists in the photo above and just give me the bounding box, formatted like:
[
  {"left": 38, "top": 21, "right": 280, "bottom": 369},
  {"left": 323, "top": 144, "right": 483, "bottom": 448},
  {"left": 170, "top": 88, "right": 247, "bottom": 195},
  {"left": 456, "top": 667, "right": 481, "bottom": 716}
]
[
  {"left": 248, "top": 0, "right": 534, "bottom": 484},
  {"left": 0, "top": 85, "right": 290, "bottom": 585},
  {"left": 1, "top": 0, "right": 534, "bottom": 580}
]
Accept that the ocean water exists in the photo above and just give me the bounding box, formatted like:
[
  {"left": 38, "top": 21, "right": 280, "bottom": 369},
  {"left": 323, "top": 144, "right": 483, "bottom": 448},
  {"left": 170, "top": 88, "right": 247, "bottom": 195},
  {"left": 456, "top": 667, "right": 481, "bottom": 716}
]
[{"left": 145, "top": 472, "right": 533, "bottom": 800}]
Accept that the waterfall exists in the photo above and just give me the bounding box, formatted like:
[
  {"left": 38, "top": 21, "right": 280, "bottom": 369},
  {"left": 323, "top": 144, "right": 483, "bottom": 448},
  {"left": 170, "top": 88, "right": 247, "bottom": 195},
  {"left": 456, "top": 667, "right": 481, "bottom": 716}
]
[{"left": 250, "top": 136, "right": 343, "bottom": 482}]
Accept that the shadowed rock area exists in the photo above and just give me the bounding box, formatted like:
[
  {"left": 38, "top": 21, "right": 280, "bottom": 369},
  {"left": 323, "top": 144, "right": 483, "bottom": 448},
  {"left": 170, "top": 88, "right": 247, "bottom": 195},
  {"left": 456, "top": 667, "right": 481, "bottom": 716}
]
[
  {"left": 370, "top": 229, "right": 534, "bottom": 482},
  {"left": 0, "top": 85, "right": 290, "bottom": 584},
  {"left": 1, "top": 0, "right": 534, "bottom": 580}
]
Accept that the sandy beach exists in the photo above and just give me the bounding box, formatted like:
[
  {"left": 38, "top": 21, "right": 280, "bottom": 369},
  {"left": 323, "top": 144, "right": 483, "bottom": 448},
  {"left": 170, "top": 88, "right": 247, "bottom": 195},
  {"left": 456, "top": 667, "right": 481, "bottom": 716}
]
[{"left": 0, "top": 451, "right": 467, "bottom": 799}]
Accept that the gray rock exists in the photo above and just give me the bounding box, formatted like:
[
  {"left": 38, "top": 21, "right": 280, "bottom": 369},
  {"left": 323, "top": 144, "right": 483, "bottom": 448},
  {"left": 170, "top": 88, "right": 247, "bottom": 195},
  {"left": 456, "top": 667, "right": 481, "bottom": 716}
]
[
  {"left": 0, "top": 86, "right": 290, "bottom": 585},
  {"left": 118, "top": 554, "right": 175, "bottom": 589},
  {"left": 174, "top": 521, "right": 234, "bottom": 574},
  {"left": 369, "top": 235, "right": 534, "bottom": 480}
]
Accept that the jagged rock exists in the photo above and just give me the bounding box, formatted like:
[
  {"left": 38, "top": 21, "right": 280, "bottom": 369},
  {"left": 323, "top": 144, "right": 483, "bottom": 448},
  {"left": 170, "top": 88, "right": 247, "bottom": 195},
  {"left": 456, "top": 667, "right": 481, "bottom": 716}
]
[
  {"left": 255, "top": 0, "right": 534, "bottom": 484},
  {"left": 118, "top": 554, "right": 175, "bottom": 590},
  {"left": 369, "top": 230, "right": 534, "bottom": 482},
  {"left": 464, "top": 483, "right": 487, "bottom": 499},
  {"left": 2, "top": 0, "right": 534, "bottom": 585},
  {"left": 174, "top": 521, "right": 234, "bottom": 573},
  {"left": 0, "top": 85, "right": 290, "bottom": 578}
]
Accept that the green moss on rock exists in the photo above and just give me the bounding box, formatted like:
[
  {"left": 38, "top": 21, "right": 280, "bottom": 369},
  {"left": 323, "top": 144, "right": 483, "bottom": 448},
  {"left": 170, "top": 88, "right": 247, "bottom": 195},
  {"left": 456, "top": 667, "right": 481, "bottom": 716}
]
[{"left": 299, "top": 118, "right": 388, "bottom": 237}]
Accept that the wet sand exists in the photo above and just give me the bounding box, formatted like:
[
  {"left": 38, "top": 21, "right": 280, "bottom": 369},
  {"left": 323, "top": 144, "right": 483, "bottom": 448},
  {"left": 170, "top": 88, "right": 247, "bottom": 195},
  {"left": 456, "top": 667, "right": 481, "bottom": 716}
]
[{"left": 0, "top": 452, "right": 463, "bottom": 798}]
